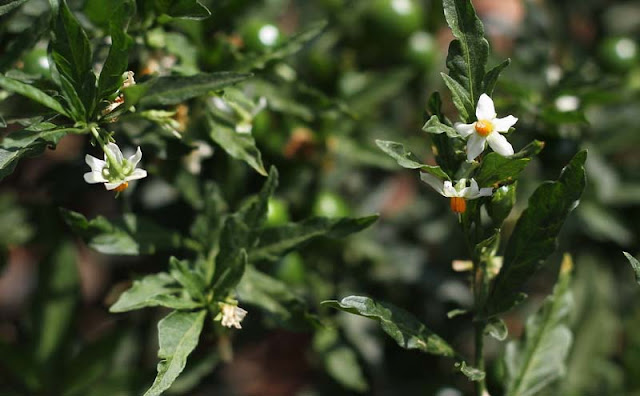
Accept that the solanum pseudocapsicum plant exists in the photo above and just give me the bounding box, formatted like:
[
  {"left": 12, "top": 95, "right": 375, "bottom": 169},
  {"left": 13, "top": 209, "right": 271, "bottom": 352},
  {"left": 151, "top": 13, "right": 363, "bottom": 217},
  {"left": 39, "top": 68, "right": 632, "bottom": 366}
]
[
  {"left": 0, "top": 1, "right": 377, "bottom": 395},
  {"left": 324, "top": 0, "right": 587, "bottom": 395}
]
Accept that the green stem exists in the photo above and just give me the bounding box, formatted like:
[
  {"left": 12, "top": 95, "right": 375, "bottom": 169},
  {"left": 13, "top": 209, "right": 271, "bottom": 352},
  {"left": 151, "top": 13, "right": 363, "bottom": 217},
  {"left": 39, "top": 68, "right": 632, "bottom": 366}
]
[
  {"left": 474, "top": 317, "right": 486, "bottom": 396},
  {"left": 90, "top": 126, "right": 124, "bottom": 175}
]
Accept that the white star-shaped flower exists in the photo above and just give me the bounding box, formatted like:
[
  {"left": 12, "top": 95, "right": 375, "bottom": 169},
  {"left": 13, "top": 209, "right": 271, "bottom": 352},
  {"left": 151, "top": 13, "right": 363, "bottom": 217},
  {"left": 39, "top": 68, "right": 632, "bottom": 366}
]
[
  {"left": 420, "top": 172, "right": 493, "bottom": 213},
  {"left": 84, "top": 143, "right": 147, "bottom": 191},
  {"left": 218, "top": 302, "right": 248, "bottom": 329},
  {"left": 454, "top": 93, "right": 518, "bottom": 161}
]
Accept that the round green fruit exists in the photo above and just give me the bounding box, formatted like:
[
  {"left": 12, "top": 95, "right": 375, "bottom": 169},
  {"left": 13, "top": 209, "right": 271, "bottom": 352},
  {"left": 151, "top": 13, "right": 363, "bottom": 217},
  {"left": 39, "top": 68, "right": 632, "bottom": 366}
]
[
  {"left": 367, "top": 0, "right": 423, "bottom": 38},
  {"left": 598, "top": 36, "right": 638, "bottom": 72},
  {"left": 266, "top": 198, "right": 290, "bottom": 226},
  {"left": 276, "top": 252, "right": 306, "bottom": 284},
  {"left": 241, "top": 20, "right": 282, "bottom": 52},
  {"left": 22, "top": 48, "right": 51, "bottom": 79},
  {"left": 406, "top": 30, "right": 437, "bottom": 69},
  {"left": 313, "top": 191, "right": 350, "bottom": 218}
]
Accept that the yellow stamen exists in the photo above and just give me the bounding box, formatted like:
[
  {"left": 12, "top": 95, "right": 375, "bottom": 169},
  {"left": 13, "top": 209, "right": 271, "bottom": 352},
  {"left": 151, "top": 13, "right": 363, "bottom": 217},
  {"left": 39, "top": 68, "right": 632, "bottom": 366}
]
[
  {"left": 474, "top": 119, "right": 493, "bottom": 137},
  {"left": 450, "top": 197, "right": 467, "bottom": 213},
  {"left": 114, "top": 182, "right": 129, "bottom": 192}
]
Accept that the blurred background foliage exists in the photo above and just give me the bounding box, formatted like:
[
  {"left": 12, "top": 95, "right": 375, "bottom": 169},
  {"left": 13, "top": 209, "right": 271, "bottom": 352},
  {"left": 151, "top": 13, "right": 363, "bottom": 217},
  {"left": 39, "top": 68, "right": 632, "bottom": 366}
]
[{"left": 0, "top": 0, "right": 639, "bottom": 395}]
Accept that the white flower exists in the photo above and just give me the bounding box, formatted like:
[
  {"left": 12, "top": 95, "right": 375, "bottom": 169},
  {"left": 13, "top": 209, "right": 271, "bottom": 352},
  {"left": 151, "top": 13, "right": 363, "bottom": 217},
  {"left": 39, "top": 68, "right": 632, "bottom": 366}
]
[
  {"left": 218, "top": 302, "right": 248, "bottom": 329},
  {"left": 84, "top": 143, "right": 147, "bottom": 191},
  {"left": 420, "top": 172, "right": 492, "bottom": 213},
  {"left": 454, "top": 93, "right": 518, "bottom": 161}
]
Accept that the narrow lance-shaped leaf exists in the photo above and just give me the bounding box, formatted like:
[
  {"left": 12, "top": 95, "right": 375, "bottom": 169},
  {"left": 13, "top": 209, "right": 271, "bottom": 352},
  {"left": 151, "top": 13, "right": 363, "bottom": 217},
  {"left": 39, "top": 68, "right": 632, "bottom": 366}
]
[
  {"left": 110, "top": 272, "right": 202, "bottom": 313},
  {"left": 442, "top": 0, "right": 489, "bottom": 113},
  {"left": 97, "top": 0, "right": 134, "bottom": 101},
  {"left": 375, "top": 140, "right": 449, "bottom": 180},
  {"left": 323, "top": 296, "right": 455, "bottom": 357},
  {"left": 422, "top": 115, "right": 458, "bottom": 138},
  {"left": 138, "top": 72, "right": 251, "bottom": 107},
  {"left": 504, "top": 255, "right": 574, "bottom": 396},
  {"left": 486, "top": 151, "right": 587, "bottom": 316},
  {"left": 237, "top": 266, "right": 317, "bottom": 329},
  {"left": 250, "top": 215, "right": 378, "bottom": 262},
  {"left": 623, "top": 252, "right": 640, "bottom": 285},
  {"left": 32, "top": 242, "right": 79, "bottom": 363},
  {"left": 49, "top": 0, "right": 96, "bottom": 119},
  {"left": 0, "top": 74, "right": 69, "bottom": 116},
  {"left": 239, "top": 21, "right": 327, "bottom": 71},
  {"left": 0, "top": 126, "right": 85, "bottom": 181},
  {"left": 144, "top": 310, "right": 206, "bottom": 396},
  {"left": 60, "top": 209, "right": 185, "bottom": 256},
  {"left": 483, "top": 58, "right": 511, "bottom": 96},
  {"left": 0, "top": 0, "right": 30, "bottom": 16},
  {"left": 207, "top": 113, "right": 266, "bottom": 176}
]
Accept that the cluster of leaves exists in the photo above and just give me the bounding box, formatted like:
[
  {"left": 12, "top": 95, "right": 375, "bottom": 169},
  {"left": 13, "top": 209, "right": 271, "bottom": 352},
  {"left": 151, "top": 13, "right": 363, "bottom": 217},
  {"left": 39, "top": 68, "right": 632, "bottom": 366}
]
[{"left": 326, "top": 0, "right": 588, "bottom": 393}]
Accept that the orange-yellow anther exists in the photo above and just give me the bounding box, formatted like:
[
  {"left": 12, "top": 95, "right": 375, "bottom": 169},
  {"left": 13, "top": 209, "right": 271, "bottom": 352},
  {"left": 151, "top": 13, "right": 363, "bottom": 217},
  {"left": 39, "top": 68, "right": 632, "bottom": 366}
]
[
  {"left": 450, "top": 197, "right": 467, "bottom": 213},
  {"left": 114, "top": 182, "right": 129, "bottom": 192},
  {"left": 474, "top": 120, "right": 493, "bottom": 137}
]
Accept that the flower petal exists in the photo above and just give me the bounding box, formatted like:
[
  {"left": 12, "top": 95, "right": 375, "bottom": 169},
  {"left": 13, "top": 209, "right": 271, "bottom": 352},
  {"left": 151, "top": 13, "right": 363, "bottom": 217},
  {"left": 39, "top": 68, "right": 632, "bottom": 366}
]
[
  {"left": 454, "top": 122, "right": 476, "bottom": 138},
  {"left": 84, "top": 171, "right": 107, "bottom": 184},
  {"left": 476, "top": 94, "right": 496, "bottom": 120},
  {"left": 420, "top": 172, "right": 445, "bottom": 196},
  {"left": 493, "top": 115, "right": 518, "bottom": 133},
  {"left": 85, "top": 155, "right": 106, "bottom": 172},
  {"left": 466, "top": 133, "right": 486, "bottom": 161},
  {"left": 468, "top": 179, "right": 480, "bottom": 195},
  {"left": 443, "top": 180, "right": 458, "bottom": 197},
  {"left": 479, "top": 187, "right": 493, "bottom": 197},
  {"left": 128, "top": 147, "right": 143, "bottom": 167},
  {"left": 126, "top": 168, "right": 147, "bottom": 181},
  {"left": 104, "top": 182, "right": 122, "bottom": 190},
  {"left": 105, "top": 142, "right": 124, "bottom": 163},
  {"left": 487, "top": 132, "right": 514, "bottom": 157}
]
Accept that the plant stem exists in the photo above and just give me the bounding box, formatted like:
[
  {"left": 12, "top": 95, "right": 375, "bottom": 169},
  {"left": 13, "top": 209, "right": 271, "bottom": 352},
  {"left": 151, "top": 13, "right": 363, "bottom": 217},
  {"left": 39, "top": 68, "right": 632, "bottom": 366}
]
[{"left": 474, "top": 318, "right": 487, "bottom": 396}]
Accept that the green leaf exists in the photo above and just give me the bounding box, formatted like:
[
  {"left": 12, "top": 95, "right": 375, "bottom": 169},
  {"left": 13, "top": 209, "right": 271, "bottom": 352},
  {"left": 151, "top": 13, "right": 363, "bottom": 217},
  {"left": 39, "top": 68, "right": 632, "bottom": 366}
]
[
  {"left": 485, "top": 317, "right": 508, "bottom": 341},
  {"left": 456, "top": 361, "right": 486, "bottom": 381},
  {"left": 60, "top": 209, "right": 184, "bottom": 255},
  {"left": 237, "top": 166, "right": 278, "bottom": 230},
  {"left": 239, "top": 21, "right": 327, "bottom": 71},
  {"left": 32, "top": 242, "right": 79, "bottom": 363},
  {"left": 169, "top": 257, "right": 205, "bottom": 302},
  {"left": 50, "top": 0, "right": 96, "bottom": 120},
  {"left": 0, "top": 126, "right": 83, "bottom": 181},
  {"left": 623, "top": 252, "right": 640, "bottom": 285},
  {"left": 138, "top": 72, "right": 251, "bottom": 107},
  {"left": 440, "top": 72, "right": 473, "bottom": 121},
  {"left": 442, "top": 0, "right": 489, "bottom": 108},
  {"left": 211, "top": 214, "right": 249, "bottom": 293},
  {"left": 164, "top": 0, "right": 210, "bottom": 20},
  {"left": 474, "top": 154, "right": 530, "bottom": 188},
  {"left": 322, "top": 296, "right": 455, "bottom": 357},
  {"left": 236, "top": 266, "right": 317, "bottom": 329},
  {"left": 165, "top": 354, "right": 219, "bottom": 395},
  {"left": 0, "top": 74, "right": 69, "bottom": 116},
  {"left": 250, "top": 215, "right": 378, "bottom": 262},
  {"left": 110, "top": 272, "right": 202, "bottom": 313},
  {"left": 313, "top": 327, "right": 369, "bottom": 393},
  {"left": 375, "top": 139, "right": 449, "bottom": 179},
  {"left": 0, "top": 0, "right": 30, "bottom": 16},
  {"left": 96, "top": 0, "right": 134, "bottom": 101},
  {"left": 505, "top": 257, "right": 574, "bottom": 396},
  {"left": 206, "top": 114, "right": 266, "bottom": 176},
  {"left": 483, "top": 58, "right": 511, "bottom": 96},
  {"left": 144, "top": 310, "right": 206, "bottom": 396},
  {"left": 422, "top": 115, "right": 458, "bottom": 138},
  {"left": 486, "top": 151, "right": 587, "bottom": 316}
]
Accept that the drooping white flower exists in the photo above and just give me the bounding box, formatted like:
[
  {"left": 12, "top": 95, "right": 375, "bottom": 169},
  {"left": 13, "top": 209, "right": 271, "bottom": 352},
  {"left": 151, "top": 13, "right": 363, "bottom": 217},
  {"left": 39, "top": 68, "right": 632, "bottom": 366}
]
[
  {"left": 420, "top": 172, "right": 492, "bottom": 213},
  {"left": 218, "top": 302, "right": 248, "bottom": 329},
  {"left": 454, "top": 93, "right": 518, "bottom": 161},
  {"left": 211, "top": 93, "right": 267, "bottom": 134},
  {"left": 84, "top": 142, "right": 147, "bottom": 191}
]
